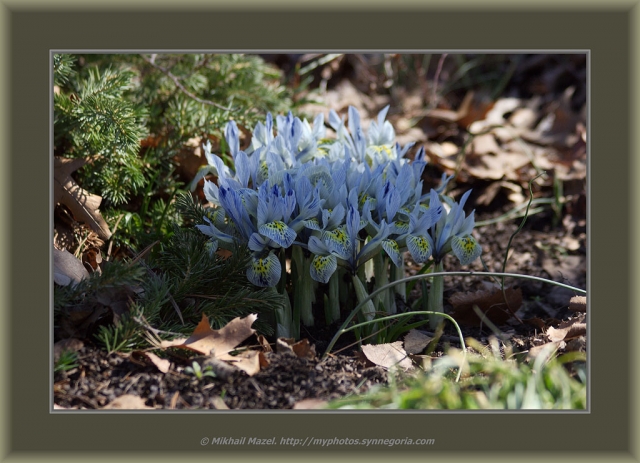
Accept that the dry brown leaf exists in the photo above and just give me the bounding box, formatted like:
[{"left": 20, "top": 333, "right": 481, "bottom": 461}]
[
  {"left": 546, "top": 314, "right": 586, "bottom": 343},
  {"left": 102, "top": 395, "right": 152, "bottom": 410},
  {"left": 465, "top": 151, "right": 531, "bottom": 181},
  {"left": 360, "top": 341, "right": 413, "bottom": 371},
  {"left": 569, "top": 296, "right": 587, "bottom": 313},
  {"left": 528, "top": 341, "right": 563, "bottom": 359},
  {"left": 523, "top": 317, "right": 547, "bottom": 331},
  {"left": 82, "top": 247, "right": 102, "bottom": 272},
  {"left": 169, "top": 391, "right": 180, "bottom": 409},
  {"left": 159, "top": 314, "right": 264, "bottom": 376},
  {"left": 54, "top": 338, "right": 84, "bottom": 362},
  {"left": 224, "top": 350, "right": 261, "bottom": 376},
  {"left": 471, "top": 133, "right": 501, "bottom": 155},
  {"left": 160, "top": 313, "right": 257, "bottom": 356},
  {"left": 211, "top": 396, "right": 230, "bottom": 410},
  {"left": 201, "top": 356, "right": 238, "bottom": 380},
  {"left": 54, "top": 156, "right": 112, "bottom": 240},
  {"left": 130, "top": 351, "right": 171, "bottom": 373},
  {"left": 257, "top": 334, "right": 273, "bottom": 352},
  {"left": 276, "top": 338, "right": 316, "bottom": 360},
  {"left": 566, "top": 336, "right": 586, "bottom": 353},
  {"left": 423, "top": 91, "right": 476, "bottom": 124},
  {"left": 53, "top": 247, "right": 90, "bottom": 286},
  {"left": 541, "top": 254, "right": 586, "bottom": 286},
  {"left": 258, "top": 351, "right": 270, "bottom": 369},
  {"left": 403, "top": 329, "right": 432, "bottom": 355},
  {"left": 449, "top": 286, "right": 522, "bottom": 326},
  {"left": 293, "top": 399, "right": 328, "bottom": 410}
]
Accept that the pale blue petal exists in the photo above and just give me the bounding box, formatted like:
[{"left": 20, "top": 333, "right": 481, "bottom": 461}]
[
  {"left": 407, "top": 234, "right": 434, "bottom": 263},
  {"left": 202, "top": 179, "right": 219, "bottom": 204},
  {"left": 382, "top": 239, "right": 404, "bottom": 268},
  {"left": 326, "top": 203, "right": 345, "bottom": 229},
  {"left": 312, "top": 113, "right": 325, "bottom": 139},
  {"left": 310, "top": 254, "right": 338, "bottom": 284},
  {"left": 392, "top": 220, "right": 410, "bottom": 235},
  {"left": 259, "top": 221, "right": 297, "bottom": 248},
  {"left": 458, "top": 210, "right": 476, "bottom": 237},
  {"left": 248, "top": 232, "right": 269, "bottom": 252},
  {"left": 451, "top": 235, "right": 482, "bottom": 265},
  {"left": 308, "top": 235, "right": 330, "bottom": 255},
  {"left": 196, "top": 216, "right": 235, "bottom": 244},
  {"left": 190, "top": 165, "right": 215, "bottom": 192},
  {"left": 303, "top": 218, "right": 322, "bottom": 231},
  {"left": 234, "top": 151, "right": 250, "bottom": 188},
  {"left": 247, "top": 252, "right": 281, "bottom": 287},
  {"left": 225, "top": 120, "right": 240, "bottom": 158},
  {"left": 385, "top": 188, "right": 401, "bottom": 221},
  {"left": 322, "top": 226, "right": 351, "bottom": 260}
]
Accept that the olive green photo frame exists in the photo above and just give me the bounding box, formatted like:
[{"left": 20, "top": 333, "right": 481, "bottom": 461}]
[{"left": 1, "top": 1, "right": 637, "bottom": 462}]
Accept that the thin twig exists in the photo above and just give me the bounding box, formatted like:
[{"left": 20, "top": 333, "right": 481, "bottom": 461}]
[
  {"left": 105, "top": 213, "right": 124, "bottom": 262},
  {"left": 140, "top": 54, "right": 235, "bottom": 112},
  {"left": 431, "top": 53, "right": 448, "bottom": 107}
]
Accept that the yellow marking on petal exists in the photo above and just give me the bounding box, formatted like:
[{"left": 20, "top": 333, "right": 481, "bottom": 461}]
[
  {"left": 313, "top": 256, "right": 332, "bottom": 271},
  {"left": 407, "top": 235, "right": 432, "bottom": 263},
  {"left": 394, "top": 220, "right": 409, "bottom": 233},
  {"left": 326, "top": 227, "right": 349, "bottom": 245}
]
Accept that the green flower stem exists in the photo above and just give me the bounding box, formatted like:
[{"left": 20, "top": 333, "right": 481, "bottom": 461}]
[
  {"left": 272, "top": 286, "right": 293, "bottom": 339},
  {"left": 292, "top": 246, "right": 314, "bottom": 329},
  {"left": 392, "top": 257, "right": 406, "bottom": 302},
  {"left": 325, "top": 270, "right": 341, "bottom": 325},
  {"left": 338, "top": 267, "right": 349, "bottom": 308},
  {"left": 322, "top": 270, "right": 586, "bottom": 360},
  {"left": 373, "top": 252, "right": 393, "bottom": 314},
  {"left": 352, "top": 273, "right": 376, "bottom": 321},
  {"left": 428, "top": 261, "right": 444, "bottom": 330}
]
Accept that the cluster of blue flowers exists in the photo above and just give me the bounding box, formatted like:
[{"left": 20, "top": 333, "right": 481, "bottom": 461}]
[{"left": 194, "top": 106, "right": 482, "bottom": 288}]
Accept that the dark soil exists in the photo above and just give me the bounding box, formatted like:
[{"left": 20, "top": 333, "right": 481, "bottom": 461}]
[
  {"left": 54, "top": 346, "right": 388, "bottom": 410},
  {"left": 54, "top": 202, "right": 586, "bottom": 410}
]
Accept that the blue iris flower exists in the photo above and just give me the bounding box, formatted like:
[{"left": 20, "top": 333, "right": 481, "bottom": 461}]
[
  {"left": 193, "top": 105, "right": 480, "bottom": 292},
  {"left": 431, "top": 189, "right": 482, "bottom": 265},
  {"left": 381, "top": 189, "right": 444, "bottom": 266},
  {"left": 308, "top": 189, "right": 390, "bottom": 283}
]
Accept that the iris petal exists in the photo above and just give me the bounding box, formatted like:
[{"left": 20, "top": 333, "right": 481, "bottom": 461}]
[
  {"left": 322, "top": 226, "right": 351, "bottom": 260},
  {"left": 258, "top": 221, "right": 296, "bottom": 248},
  {"left": 310, "top": 254, "right": 338, "bottom": 284},
  {"left": 451, "top": 235, "right": 482, "bottom": 265},
  {"left": 381, "top": 239, "right": 403, "bottom": 268},
  {"left": 407, "top": 234, "right": 433, "bottom": 263},
  {"left": 247, "top": 252, "right": 281, "bottom": 287}
]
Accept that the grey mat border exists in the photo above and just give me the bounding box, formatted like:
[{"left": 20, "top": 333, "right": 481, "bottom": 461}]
[{"left": 1, "top": 2, "right": 637, "bottom": 462}]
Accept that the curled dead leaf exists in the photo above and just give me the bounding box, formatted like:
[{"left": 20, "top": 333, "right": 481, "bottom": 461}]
[
  {"left": 54, "top": 156, "right": 112, "bottom": 240},
  {"left": 449, "top": 286, "right": 522, "bottom": 326},
  {"left": 293, "top": 398, "right": 328, "bottom": 410},
  {"left": 546, "top": 314, "right": 586, "bottom": 343},
  {"left": 160, "top": 313, "right": 257, "bottom": 356},
  {"left": 102, "top": 394, "right": 153, "bottom": 410},
  {"left": 54, "top": 338, "right": 84, "bottom": 362},
  {"left": 360, "top": 341, "right": 413, "bottom": 371},
  {"left": 569, "top": 296, "right": 587, "bottom": 313},
  {"left": 403, "top": 329, "right": 432, "bottom": 355},
  {"left": 224, "top": 350, "right": 262, "bottom": 376},
  {"left": 130, "top": 351, "right": 171, "bottom": 373},
  {"left": 276, "top": 338, "right": 316, "bottom": 360},
  {"left": 257, "top": 334, "right": 273, "bottom": 353},
  {"left": 158, "top": 313, "right": 265, "bottom": 376},
  {"left": 54, "top": 248, "right": 90, "bottom": 286}
]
